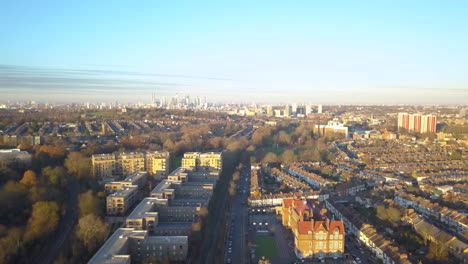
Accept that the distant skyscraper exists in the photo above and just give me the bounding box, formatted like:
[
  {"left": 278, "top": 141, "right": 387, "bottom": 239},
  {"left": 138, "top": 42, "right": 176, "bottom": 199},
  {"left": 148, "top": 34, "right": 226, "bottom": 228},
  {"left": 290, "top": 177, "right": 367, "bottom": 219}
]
[
  {"left": 398, "top": 113, "right": 437, "bottom": 133},
  {"left": 284, "top": 104, "right": 291, "bottom": 117},
  {"left": 317, "top": 104, "right": 323, "bottom": 114},
  {"left": 305, "top": 104, "right": 312, "bottom": 115},
  {"left": 291, "top": 104, "right": 298, "bottom": 116},
  {"left": 266, "top": 105, "right": 273, "bottom": 116}
]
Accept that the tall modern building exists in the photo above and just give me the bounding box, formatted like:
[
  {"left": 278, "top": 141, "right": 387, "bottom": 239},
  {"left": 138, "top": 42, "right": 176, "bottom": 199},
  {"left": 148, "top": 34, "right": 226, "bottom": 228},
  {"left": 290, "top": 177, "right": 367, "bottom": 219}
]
[
  {"left": 398, "top": 113, "right": 437, "bottom": 133},
  {"left": 317, "top": 104, "right": 323, "bottom": 114},
  {"left": 284, "top": 104, "right": 291, "bottom": 117},
  {"left": 305, "top": 104, "right": 312, "bottom": 115}
]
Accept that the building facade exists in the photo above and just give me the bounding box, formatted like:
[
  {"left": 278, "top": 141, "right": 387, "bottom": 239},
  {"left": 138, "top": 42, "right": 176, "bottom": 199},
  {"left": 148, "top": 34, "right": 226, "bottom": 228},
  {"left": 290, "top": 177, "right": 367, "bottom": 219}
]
[
  {"left": 280, "top": 198, "right": 345, "bottom": 259},
  {"left": 145, "top": 151, "right": 170, "bottom": 180},
  {"left": 398, "top": 113, "right": 437, "bottom": 133},
  {"left": 181, "top": 152, "right": 222, "bottom": 170}
]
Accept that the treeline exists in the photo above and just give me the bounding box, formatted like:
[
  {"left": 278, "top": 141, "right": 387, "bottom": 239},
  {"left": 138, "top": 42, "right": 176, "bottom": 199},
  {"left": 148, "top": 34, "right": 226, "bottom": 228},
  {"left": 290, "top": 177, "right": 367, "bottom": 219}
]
[{"left": 0, "top": 142, "right": 106, "bottom": 264}]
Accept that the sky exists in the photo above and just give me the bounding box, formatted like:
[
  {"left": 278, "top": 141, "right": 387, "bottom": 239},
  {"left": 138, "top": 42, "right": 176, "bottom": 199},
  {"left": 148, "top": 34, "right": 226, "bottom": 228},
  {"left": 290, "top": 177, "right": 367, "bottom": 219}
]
[{"left": 1, "top": 0, "right": 467, "bottom": 104}]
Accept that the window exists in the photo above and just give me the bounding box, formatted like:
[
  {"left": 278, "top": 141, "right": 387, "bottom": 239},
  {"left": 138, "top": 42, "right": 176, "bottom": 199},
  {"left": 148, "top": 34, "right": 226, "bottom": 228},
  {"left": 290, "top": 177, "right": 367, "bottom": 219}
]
[{"left": 309, "top": 241, "right": 312, "bottom": 247}]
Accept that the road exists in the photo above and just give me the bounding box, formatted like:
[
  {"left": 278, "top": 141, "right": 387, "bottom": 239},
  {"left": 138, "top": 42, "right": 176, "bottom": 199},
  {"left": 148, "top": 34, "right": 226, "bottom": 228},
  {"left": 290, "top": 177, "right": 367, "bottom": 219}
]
[
  {"left": 30, "top": 178, "right": 79, "bottom": 264},
  {"left": 225, "top": 167, "right": 250, "bottom": 264},
  {"left": 196, "top": 154, "right": 239, "bottom": 264},
  {"left": 344, "top": 235, "right": 372, "bottom": 264}
]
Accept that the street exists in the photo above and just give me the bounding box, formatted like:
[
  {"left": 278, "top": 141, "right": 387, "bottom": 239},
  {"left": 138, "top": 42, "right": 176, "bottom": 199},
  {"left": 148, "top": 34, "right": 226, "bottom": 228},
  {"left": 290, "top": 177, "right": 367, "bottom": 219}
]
[{"left": 225, "top": 167, "right": 250, "bottom": 264}]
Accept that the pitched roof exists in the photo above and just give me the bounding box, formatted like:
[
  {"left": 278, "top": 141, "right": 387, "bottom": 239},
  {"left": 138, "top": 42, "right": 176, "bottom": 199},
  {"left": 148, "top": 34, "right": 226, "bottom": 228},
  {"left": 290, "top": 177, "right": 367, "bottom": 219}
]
[
  {"left": 283, "top": 198, "right": 293, "bottom": 208},
  {"left": 330, "top": 221, "right": 345, "bottom": 234},
  {"left": 298, "top": 221, "right": 313, "bottom": 235}
]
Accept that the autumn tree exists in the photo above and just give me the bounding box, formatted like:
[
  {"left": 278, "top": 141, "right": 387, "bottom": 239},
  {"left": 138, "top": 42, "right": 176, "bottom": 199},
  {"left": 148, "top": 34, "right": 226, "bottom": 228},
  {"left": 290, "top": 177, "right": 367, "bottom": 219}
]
[
  {"left": 163, "top": 138, "right": 175, "bottom": 152},
  {"left": 76, "top": 214, "right": 108, "bottom": 252},
  {"left": 0, "top": 227, "right": 23, "bottom": 261},
  {"left": 20, "top": 170, "right": 38, "bottom": 187},
  {"left": 281, "top": 149, "right": 297, "bottom": 162},
  {"left": 64, "top": 152, "right": 91, "bottom": 180},
  {"left": 376, "top": 205, "right": 401, "bottom": 227},
  {"left": 206, "top": 137, "right": 223, "bottom": 150},
  {"left": 24, "top": 201, "right": 60, "bottom": 242},
  {"left": 426, "top": 242, "right": 448, "bottom": 262},
  {"left": 262, "top": 152, "right": 279, "bottom": 163},
  {"left": 78, "top": 190, "right": 102, "bottom": 217},
  {"left": 41, "top": 166, "right": 67, "bottom": 187},
  {"left": 0, "top": 181, "right": 30, "bottom": 225},
  {"left": 276, "top": 131, "right": 292, "bottom": 146}
]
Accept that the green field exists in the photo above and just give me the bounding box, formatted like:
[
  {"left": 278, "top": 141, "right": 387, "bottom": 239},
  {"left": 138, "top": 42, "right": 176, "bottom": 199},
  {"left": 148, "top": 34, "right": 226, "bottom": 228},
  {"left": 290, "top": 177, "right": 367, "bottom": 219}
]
[
  {"left": 264, "top": 147, "right": 285, "bottom": 156},
  {"left": 255, "top": 236, "right": 280, "bottom": 259},
  {"left": 89, "top": 111, "right": 113, "bottom": 117}
]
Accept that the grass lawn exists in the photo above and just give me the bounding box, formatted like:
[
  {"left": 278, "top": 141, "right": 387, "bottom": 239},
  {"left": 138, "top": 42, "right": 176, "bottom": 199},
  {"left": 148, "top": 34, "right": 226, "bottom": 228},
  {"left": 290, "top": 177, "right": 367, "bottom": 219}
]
[
  {"left": 263, "top": 147, "right": 285, "bottom": 156},
  {"left": 255, "top": 236, "right": 280, "bottom": 259},
  {"left": 89, "top": 111, "right": 113, "bottom": 117}
]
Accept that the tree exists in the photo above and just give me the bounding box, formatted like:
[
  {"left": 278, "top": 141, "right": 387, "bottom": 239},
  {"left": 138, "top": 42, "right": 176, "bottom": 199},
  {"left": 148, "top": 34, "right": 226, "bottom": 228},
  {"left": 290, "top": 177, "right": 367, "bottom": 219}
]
[
  {"left": 78, "top": 190, "right": 102, "bottom": 217},
  {"left": 281, "top": 149, "right": 297, "bottom": 162},
  {"left": 76, "top": 214, "right": 108, "bottom": 252},
  {"left": 232, "top": 171, "right": 241, "bottom": 181},
  {"left": 206, "top": 137, "right": 223, "bottom": 150},
  {"left": 64, "top": 152, "right": 91, "bottom": 180},
  {"left": 41, "top": 166, "right": 67, "bottom": 187},
  {"left": 24, "top": 201, "right": 60, "bottom": 242},
  {"left": 0, "top": 227, "right": 23, "bottom": 261},
  {"left": 163, "top": 139, "right": 175, "bottom": 152},
  {"left": 426, "top": 242, "right": 448, "bottom": 262},
  {"left": 0, "top": 181, "right": 30, "bottom": 225},
  {"left": 376, "top": 205, "right": 401, "bottom": 227},
  {"left": 20, "top": 170, "right": 38, "bottom": 187},
  {"left": 276, "top": 131, "right": 291, "bottom": 146},
  {"left": 262, "top": 152, "right": 279, "bottom": 163}
]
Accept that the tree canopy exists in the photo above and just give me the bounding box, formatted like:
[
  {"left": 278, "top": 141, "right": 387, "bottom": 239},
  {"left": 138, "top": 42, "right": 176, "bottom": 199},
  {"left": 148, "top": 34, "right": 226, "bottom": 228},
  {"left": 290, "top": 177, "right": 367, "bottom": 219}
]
[{"left": 24, "top": 201, "right": 60, "bottom": 242}]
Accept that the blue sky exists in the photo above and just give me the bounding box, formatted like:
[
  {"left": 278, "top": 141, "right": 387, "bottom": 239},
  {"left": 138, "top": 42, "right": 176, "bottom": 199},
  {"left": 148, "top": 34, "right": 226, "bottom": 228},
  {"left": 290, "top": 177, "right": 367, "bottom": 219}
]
[{"left": 1, "top": 0, "right": 467, "bottom": 104}]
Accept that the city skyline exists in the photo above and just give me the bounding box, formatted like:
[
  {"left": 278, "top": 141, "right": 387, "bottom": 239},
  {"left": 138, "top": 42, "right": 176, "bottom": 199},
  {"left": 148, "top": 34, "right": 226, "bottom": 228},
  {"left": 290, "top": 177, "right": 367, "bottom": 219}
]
[{"left": 1, "top": 1, "right": 468, "bottom": 104}]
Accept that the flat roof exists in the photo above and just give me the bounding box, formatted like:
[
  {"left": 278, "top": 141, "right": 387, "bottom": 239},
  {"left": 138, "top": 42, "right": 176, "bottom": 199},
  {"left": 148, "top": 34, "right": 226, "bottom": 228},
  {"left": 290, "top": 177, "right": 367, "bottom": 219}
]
[
  {"left": 124, "top": 171, "right": 147, "bottom": 182},
  {"left": 157, "top": 222, "right": 193, "bottom": 228},
  {"left": 88, "top": 228, "right": 146, "bottom": 264},
  {"left": 146, "top": 235, "right": 188, "bottom": 244},
  {"left": 108, "top": 185, "right": 137, "bottom": 198},
  {"left": 127, "top": 197, "right": 161, "bottom": 220},
  {"left": 151, "top": 180, "right": 178, "bottom": 194}
]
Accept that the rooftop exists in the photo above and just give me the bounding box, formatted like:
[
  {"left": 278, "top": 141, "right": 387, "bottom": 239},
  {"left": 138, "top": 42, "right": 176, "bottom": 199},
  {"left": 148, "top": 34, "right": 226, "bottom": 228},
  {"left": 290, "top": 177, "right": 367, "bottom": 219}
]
[
  {"left": 88, "top": 228, "right": 146, "bottom": 264},
  {"left": 108, "top": 185, "right": 137, "bottom": 198},
  {"left": 127, "top": 197, "right": 162, "bottom": 220}
]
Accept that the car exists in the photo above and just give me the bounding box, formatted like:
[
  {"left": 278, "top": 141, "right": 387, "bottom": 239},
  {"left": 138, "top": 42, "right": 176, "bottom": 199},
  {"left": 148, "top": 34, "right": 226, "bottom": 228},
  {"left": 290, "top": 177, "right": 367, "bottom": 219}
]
[
  {"left": 228, "top": 247, "right": 232, "bottom": 253},
  {"left": 226, "top": 258, "right": 231, "bottom": 264}
]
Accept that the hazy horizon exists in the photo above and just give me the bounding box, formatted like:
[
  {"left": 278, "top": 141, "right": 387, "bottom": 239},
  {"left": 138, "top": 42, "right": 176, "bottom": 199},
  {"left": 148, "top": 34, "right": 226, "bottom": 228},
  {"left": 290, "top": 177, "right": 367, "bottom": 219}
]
[{"left": 1, "top": 1, "right": 467, "bottom": 104}]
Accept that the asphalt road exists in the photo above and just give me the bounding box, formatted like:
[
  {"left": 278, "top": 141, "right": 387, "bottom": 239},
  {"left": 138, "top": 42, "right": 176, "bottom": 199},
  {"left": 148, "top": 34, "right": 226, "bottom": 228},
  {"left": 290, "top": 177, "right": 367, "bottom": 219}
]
[
  {"left": 196, "top": 155, "right": 239, "bottom": 264},
  {"left": 225, "top": 167, "right": 250, "bottom": 264}
]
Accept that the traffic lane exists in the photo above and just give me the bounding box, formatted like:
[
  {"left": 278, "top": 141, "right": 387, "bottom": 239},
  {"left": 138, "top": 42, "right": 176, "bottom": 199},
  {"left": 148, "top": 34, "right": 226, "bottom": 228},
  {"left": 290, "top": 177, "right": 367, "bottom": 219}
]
[
  {"left": 345, "top": 236, "right": 371, "bottom": 264},
  {"left": 226, "top": 174, "right": 249, "bottom": 263}
]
